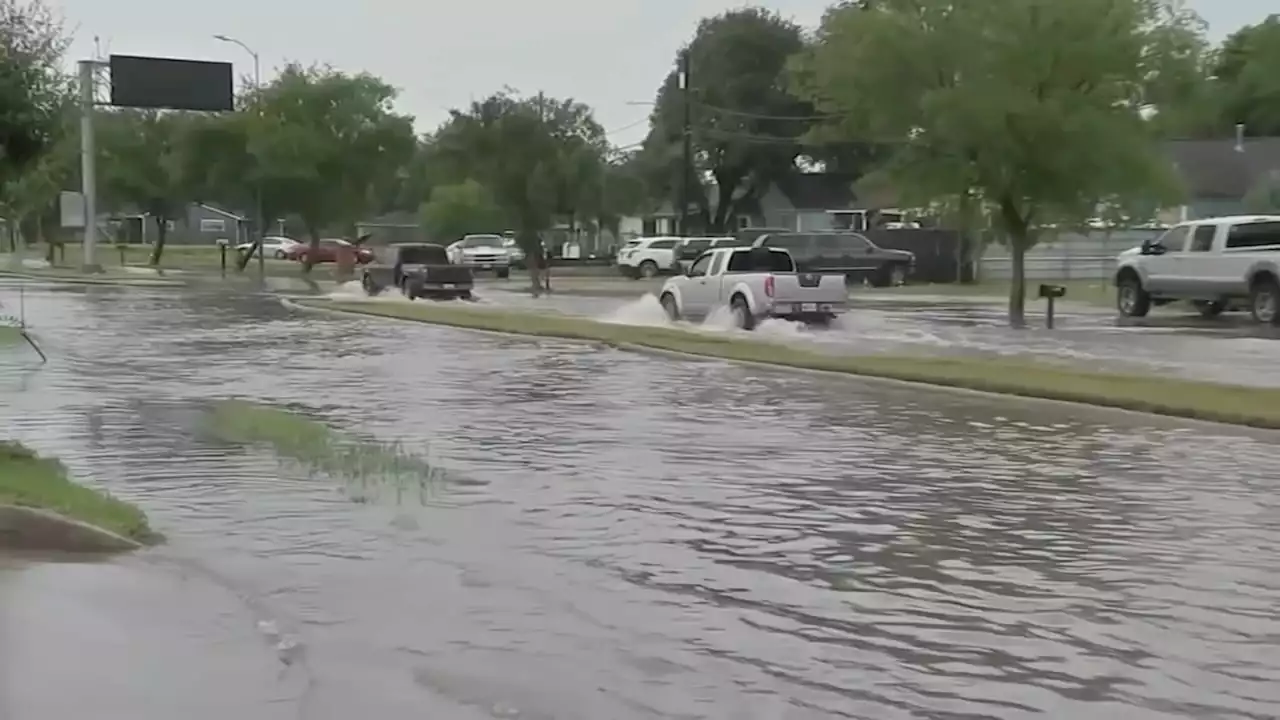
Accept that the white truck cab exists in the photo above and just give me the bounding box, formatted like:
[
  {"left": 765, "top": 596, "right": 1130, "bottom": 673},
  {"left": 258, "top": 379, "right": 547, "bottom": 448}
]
[
  {"left": 1115, "top": 215, "right": 1280, "bottom": 323},
  {"left": 659, "top": 246, "right": 848, "bottom": 329}
]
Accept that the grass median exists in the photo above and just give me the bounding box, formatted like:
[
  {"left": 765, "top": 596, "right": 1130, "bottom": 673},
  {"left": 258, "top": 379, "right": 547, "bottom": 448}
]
[
  {"left": 298, "top": 298, "right": 1280, "bottom": 430},
  {"left": 0, "top": 440, "right": 154, "bottom": 542},
  {"left": 862, "top": 278, "right": 1115, "bottom": 305}
]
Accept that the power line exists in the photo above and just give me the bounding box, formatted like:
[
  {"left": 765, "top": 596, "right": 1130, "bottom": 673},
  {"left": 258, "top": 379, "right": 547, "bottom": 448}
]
[
  {"left": 692, "top": 101, "right": 847, "bottom": 122},
  {"left": 604, "top": 116, "right": 651, "bottom": 135}
]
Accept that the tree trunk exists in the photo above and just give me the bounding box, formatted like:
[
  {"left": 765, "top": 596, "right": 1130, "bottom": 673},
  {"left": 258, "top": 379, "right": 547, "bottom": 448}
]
[
  {"left": 304, "top": 226, "right": 321, "bottom": 274},
  {"left": 149, "top": 217, "right": 167, "bottom": 267},
  {"left": 1007, "top": 233, "right": 1028, "bottom": 328}
]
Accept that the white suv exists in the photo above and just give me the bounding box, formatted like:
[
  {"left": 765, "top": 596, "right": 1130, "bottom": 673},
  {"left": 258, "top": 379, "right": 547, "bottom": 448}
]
[
  {"left": 615, "top": 236, "right": 682, "bottom": 279},
  {"left": 1114, "top": 215, "right": 1280, "bottom": 323}
]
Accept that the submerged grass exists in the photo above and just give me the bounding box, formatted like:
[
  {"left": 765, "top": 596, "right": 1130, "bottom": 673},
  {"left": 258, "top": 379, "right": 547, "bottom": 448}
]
[
  {"left": 203, "top": 399, "right": 445, "bottom": 504},
  {"left": 0, "top": 440, "right": 154, "bottom": 541},
  {"left": 301, "top": 298, "right": 1280, "bottom": 430}
]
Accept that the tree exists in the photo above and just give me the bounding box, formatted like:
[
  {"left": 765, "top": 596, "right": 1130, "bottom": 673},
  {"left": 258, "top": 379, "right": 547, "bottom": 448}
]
[
  {"left": 419, "top": 179, "right": 506, "bottom": 241},
  {"left": 244, "top": 64, "right": 416, "bottom": 271},
  {"left": 794, "top": 0, "right": 1187, "bottom": 326},
  {"left": 95, "top": 110, "right": 198, "bottom": 266},
  {"left": 1213, "top": 15, "right": 1280, "bottom": 137},
  {"left": 645, "top": 8, "right": 813, "bottom": 232},
  {"left": 0, "top": 0, "right": 68, "bottom": 183},
  {"left": 428, "top": 91, "right": 606, "bottom": 293}
]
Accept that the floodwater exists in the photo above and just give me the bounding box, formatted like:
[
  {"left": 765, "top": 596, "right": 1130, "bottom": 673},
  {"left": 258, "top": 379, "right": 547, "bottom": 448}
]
[
  {"left": 460, "top": 284, "right": 1280, "bottom": 388},
  {"left": 2, "top": 281, "right": 1280, "bottom": 719}
]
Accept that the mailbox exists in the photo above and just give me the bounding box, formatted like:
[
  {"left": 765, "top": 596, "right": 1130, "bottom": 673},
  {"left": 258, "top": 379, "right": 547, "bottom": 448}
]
[{"left": 1038, "top": 284, "right": 1066, "bottom": 299}]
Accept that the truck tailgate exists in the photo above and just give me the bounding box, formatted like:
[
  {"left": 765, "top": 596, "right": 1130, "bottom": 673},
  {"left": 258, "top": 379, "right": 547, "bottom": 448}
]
[
  {"left": 771, "top": 272, "right": 847, "bottom": 305},
  {"left": 422, "top": 265, "right": 473, "bottom": 285}
]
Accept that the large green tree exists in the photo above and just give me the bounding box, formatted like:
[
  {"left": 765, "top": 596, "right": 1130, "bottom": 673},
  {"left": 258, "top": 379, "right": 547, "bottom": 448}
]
[
  {"left": 794, "top": 0, "right": 1189, "bottom": 326},
  {"left": 243, "top": 64, "right": 416, "bottom": 270},
  {"left": 0, "top": 0, "right": 71, "bottom": 254},
  {"left": 428, "top": 91, "right": 606, "bottom": 292},
  {"left": 1213, "top": 14, "right": 1280, "bottom": 137},
  {"left": 645, "top": 8, "right": 813, "bottom": 232},
  {"left": 95, "top": 110, "right": 193, "bottom": 266},
  {"left": 419, "top": 179, "right": 506, "bottom": 241}
]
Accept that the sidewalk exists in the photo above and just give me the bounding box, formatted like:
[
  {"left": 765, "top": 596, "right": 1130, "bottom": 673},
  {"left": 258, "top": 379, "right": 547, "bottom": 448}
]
[{"left": 0, "top": 553, "right": 299, "bottom": 719}]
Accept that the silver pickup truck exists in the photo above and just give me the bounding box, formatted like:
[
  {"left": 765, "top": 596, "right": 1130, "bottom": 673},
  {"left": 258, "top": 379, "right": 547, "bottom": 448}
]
[{"left": 658, "top": 246, "right": 848, "bottom": 329}]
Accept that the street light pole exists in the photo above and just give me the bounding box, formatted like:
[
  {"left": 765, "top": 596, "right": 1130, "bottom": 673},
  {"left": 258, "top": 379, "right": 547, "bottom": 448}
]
[{"left": 214, "top": 34, "right": 264, "bottom": 277}]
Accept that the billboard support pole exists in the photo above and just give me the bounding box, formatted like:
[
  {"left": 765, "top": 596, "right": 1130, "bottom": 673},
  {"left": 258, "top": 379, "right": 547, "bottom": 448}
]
[{"left": 78, "top": 60, "right": 100, "bottom": 271}]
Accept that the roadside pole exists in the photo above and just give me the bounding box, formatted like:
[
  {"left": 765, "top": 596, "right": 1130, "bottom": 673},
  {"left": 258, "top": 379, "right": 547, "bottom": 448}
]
[{"left": 78, "top": 60, "right": 100, "bottom": 271}]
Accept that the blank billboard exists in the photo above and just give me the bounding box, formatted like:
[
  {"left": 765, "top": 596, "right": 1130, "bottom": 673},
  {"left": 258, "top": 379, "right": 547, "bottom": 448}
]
[{"left": 109, "top": 55, "right": 234, "bottom": 112}]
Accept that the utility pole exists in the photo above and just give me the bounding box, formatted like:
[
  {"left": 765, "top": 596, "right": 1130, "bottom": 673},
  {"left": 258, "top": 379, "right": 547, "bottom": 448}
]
[
  {"left": 78, "top": 60, "right": 100, "bottom": 271},
  {"left": 679, "top": 50, "right": 692, "bottom": 237},
  {"left": 214, "top": 34, "right": 264, "bottom": 276}
]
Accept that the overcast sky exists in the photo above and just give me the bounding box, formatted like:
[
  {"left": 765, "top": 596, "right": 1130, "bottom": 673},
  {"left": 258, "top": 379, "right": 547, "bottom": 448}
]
[{"left": 49, "top": 0, "right": 1272, "bottom": 148}]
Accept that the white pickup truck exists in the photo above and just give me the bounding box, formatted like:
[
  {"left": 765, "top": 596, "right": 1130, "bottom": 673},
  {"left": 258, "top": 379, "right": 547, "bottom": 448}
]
[
  {"left": 658, "top": 246, "right": 848, "bottom": 329},
  {"left": 1114, "top": 215, "right": 1280, "bottom": 323}
]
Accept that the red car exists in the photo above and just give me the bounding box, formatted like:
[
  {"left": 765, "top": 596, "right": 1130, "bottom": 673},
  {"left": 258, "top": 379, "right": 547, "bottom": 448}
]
[{"left": 285, "top": 239, "right": 374, "bottom": 265}]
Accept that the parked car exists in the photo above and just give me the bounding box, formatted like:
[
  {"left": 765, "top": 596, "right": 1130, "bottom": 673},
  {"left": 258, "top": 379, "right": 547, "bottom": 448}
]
[
  {"left": 659, "top": 246, "right": 849, "bottom": 329},
  {"left": 752, "top": 231, "right": 915, "bottom": 287},
  {"left": 237, "top": 236, "right": 303, "bottom": 259},
  {"left": 675, "top": 236, "right": 741, "bottom": 273},
  {"left": 616, "top": 236, "right": 683, "bottom": 278},
  {"left": 445, "top": 234, "right": 512, "bottom": 278},
  {"left": 285, "top": 238, "right": 374, "bottom": 265},
  {"left": 1115, "top": 214, "right": 1280, "bottom": 322},
  {"left": 361, "top": 243, "right": 474, "bottom": 300}
]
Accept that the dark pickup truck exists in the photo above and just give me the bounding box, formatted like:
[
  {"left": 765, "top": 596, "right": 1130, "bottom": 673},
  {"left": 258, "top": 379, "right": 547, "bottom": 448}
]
[{"left": 361, "top": 243, "right": 474, "bottom": 300}]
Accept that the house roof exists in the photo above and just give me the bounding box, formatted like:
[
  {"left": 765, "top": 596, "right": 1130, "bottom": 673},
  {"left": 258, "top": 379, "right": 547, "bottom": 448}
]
[
  {"left": 774, "top": 173, "right": 860, "bottom": 210},
  {"left": 1167, "top": 138, "right": 1280, "bottom": 199}
]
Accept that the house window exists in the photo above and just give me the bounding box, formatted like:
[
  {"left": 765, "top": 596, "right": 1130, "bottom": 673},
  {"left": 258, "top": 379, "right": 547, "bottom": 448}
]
[
  {"left": 737, "top": 216, "right": 752, "bottom": 229},
  {"left": 200, "top": 218, "right": 225, "bottom": 232}
]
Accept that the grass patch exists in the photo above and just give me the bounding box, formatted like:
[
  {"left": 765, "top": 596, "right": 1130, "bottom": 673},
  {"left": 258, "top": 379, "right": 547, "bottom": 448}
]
[
  {"left": 0, "top": 324, "right": 20, "bottom": 345},
  {"left": 202, "top": 399, "right": 444, "bottom": 504},
  {"left": 0, "top": 440, "right": 154, "bottom": 541},
  {"left": 302, "top": 298, "right": 1280, "bottom": 430},
  {"left": 2, "top": 245, "right": 345, "bottom": 281}
]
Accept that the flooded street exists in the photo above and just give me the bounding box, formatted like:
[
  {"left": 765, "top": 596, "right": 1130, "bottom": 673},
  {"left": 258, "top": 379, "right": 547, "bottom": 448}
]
[{"left": 2, "top": 281, "right": 1280, "bottom": 719}]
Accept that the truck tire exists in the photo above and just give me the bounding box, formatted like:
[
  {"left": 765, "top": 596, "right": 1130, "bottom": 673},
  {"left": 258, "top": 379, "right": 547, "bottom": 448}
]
[
  {"left": 401, "top": 279, "right": 421, "bottom": 301},
  {"left": 730, "top": 295, "right": 756, "bottom": 330},
  {"left": 660, "top": 293, "right": 680, "bottom": 321},
  {"left": 870, "top": 263, "right": 906, "bottom": 287},
  {"left": 362, "top": 274, "right": 381, "bottom": 297},
  {"left": 1249, "top": 274, "right": 1280, "bottom": 325},
  {"left": 639, "top": 260, "right": 659, "bottom": 279},
  {"left": 496, "top": 268, "right": 510, "bottom": 279},
  {"left": 1116, "top": 273, "right": 1151, "bottom": 318}
]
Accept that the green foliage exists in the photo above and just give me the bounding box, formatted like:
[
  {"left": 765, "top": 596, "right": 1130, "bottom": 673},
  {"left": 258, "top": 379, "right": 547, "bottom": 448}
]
[
  {"left": 0, "top": 0, "right": 69, "bottom": 182},
  {"left": 794, "top": 0, "right": 1189, "bottom": 325},
  {"left": 645, "top": 8, "right": 812, "bottom": 231},
  {"left": 96, "top": 109, "right": 192, "bottom": 264},
  {"left": 418, "top": 179, "right": 506, "bottom": 242},
  {"left": 1214, "top": 15, "right": 1280, "bottom": 136},
  {"left": 0, "top": 439, "right": 154, "bottom": 541},
  {"left": 202, "top": 400, "right": 444, "bottom": 505},
  {"left": 244, "top": 64, "right": 416, "bottom": 252}
]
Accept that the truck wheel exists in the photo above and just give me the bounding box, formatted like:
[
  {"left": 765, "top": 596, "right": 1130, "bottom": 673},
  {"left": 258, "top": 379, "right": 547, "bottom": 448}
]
[
  {"left": 362, "top": 274, "right": 381, "bottom": 297},
  {"left": 1249, "top": 275, "right": 1280, "bottom": 325},
  {"left": 1193, "top": 300, "right": 1224, "bottom": 318},
  {"left": 639, "top": 260, "right": 659, "bottom": 279},
  {"left": 660, "top": 293, "right": 680, "bottom": 321},
  {"left": 1116, "top": 275, "right": 1151, "bottom": 317},
  {"left": 888, "top": 264, "right": 908, "bottom": 286},
  {"left": 730, "top": 295, "right": 756, "bottom": 331},
  {"left": 496, "top": 268, "right": 510, "bottom": 279},
  {"left": 401, "top": 280, "right": 420, "bottom": 301}
]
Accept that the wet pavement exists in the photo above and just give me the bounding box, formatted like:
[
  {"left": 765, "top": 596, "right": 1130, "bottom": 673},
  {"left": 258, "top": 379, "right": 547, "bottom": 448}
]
[{"left": 1, "top": 281, "right": 1280, "bottom": 719}]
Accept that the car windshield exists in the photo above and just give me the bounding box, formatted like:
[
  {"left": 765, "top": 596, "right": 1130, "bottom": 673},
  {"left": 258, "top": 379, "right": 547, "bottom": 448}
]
[
  {"left": 399, "top": 245, "right": 447, "bottom": 264},
  {"left": 463, "top": 235, "right": 502, "bottom": 247}
]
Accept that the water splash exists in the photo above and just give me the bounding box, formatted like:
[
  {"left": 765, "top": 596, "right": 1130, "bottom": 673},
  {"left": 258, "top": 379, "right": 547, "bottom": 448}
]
[
  {"left": 599, "top": 293, "right": 671, "bottom": 327},
  {"left": 325, "top": 281, "right": 412, "bottom": 304}
]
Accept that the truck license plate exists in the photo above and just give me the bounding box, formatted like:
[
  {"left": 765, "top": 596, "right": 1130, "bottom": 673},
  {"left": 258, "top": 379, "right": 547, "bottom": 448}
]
[
  {"left": 801, "top": 303, "right": 816, "bottom": 312},
  {"left": 443, "top": 283, "right": 455, "bottom": 289}
]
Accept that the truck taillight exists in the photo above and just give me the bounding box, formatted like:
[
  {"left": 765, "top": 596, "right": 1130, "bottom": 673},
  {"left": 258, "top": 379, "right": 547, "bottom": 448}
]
[{"left": 764, "top": 275, "right": 775, "bottom": 297}]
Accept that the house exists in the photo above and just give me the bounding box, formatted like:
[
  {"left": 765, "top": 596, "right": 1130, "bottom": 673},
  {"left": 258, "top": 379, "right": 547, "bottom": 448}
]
[
  {"left": 751, "top": 173, "right": 862, "bottom": 231},
  {"left": 110, "top": 203, "right": 250, "bottom": 245},
  {"left": 1164, "top": 137, "right": 1280, "bottom": 221}
]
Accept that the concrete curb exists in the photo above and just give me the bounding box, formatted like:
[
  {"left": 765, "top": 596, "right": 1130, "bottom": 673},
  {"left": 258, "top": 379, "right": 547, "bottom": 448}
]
[
  {"left": 0, "top": 270, "right": 184, "bottom": 287},
  {"left": 281, "top": 297, "right": 1279, "bottom": 436},
  {"left": 0, "top": 505, "right": 142, "bottom": 553}
]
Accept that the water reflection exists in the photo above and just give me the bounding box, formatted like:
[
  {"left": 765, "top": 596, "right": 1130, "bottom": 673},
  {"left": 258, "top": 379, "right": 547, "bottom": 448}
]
[{"left": 0, "top": 282, "right": 1278, "bottom": 719}]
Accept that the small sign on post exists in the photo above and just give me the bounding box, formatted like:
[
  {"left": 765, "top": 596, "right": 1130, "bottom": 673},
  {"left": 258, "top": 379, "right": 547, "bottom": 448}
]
[{"left": 1039, "top": 284, "right": 1067, "bottom": 329}]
